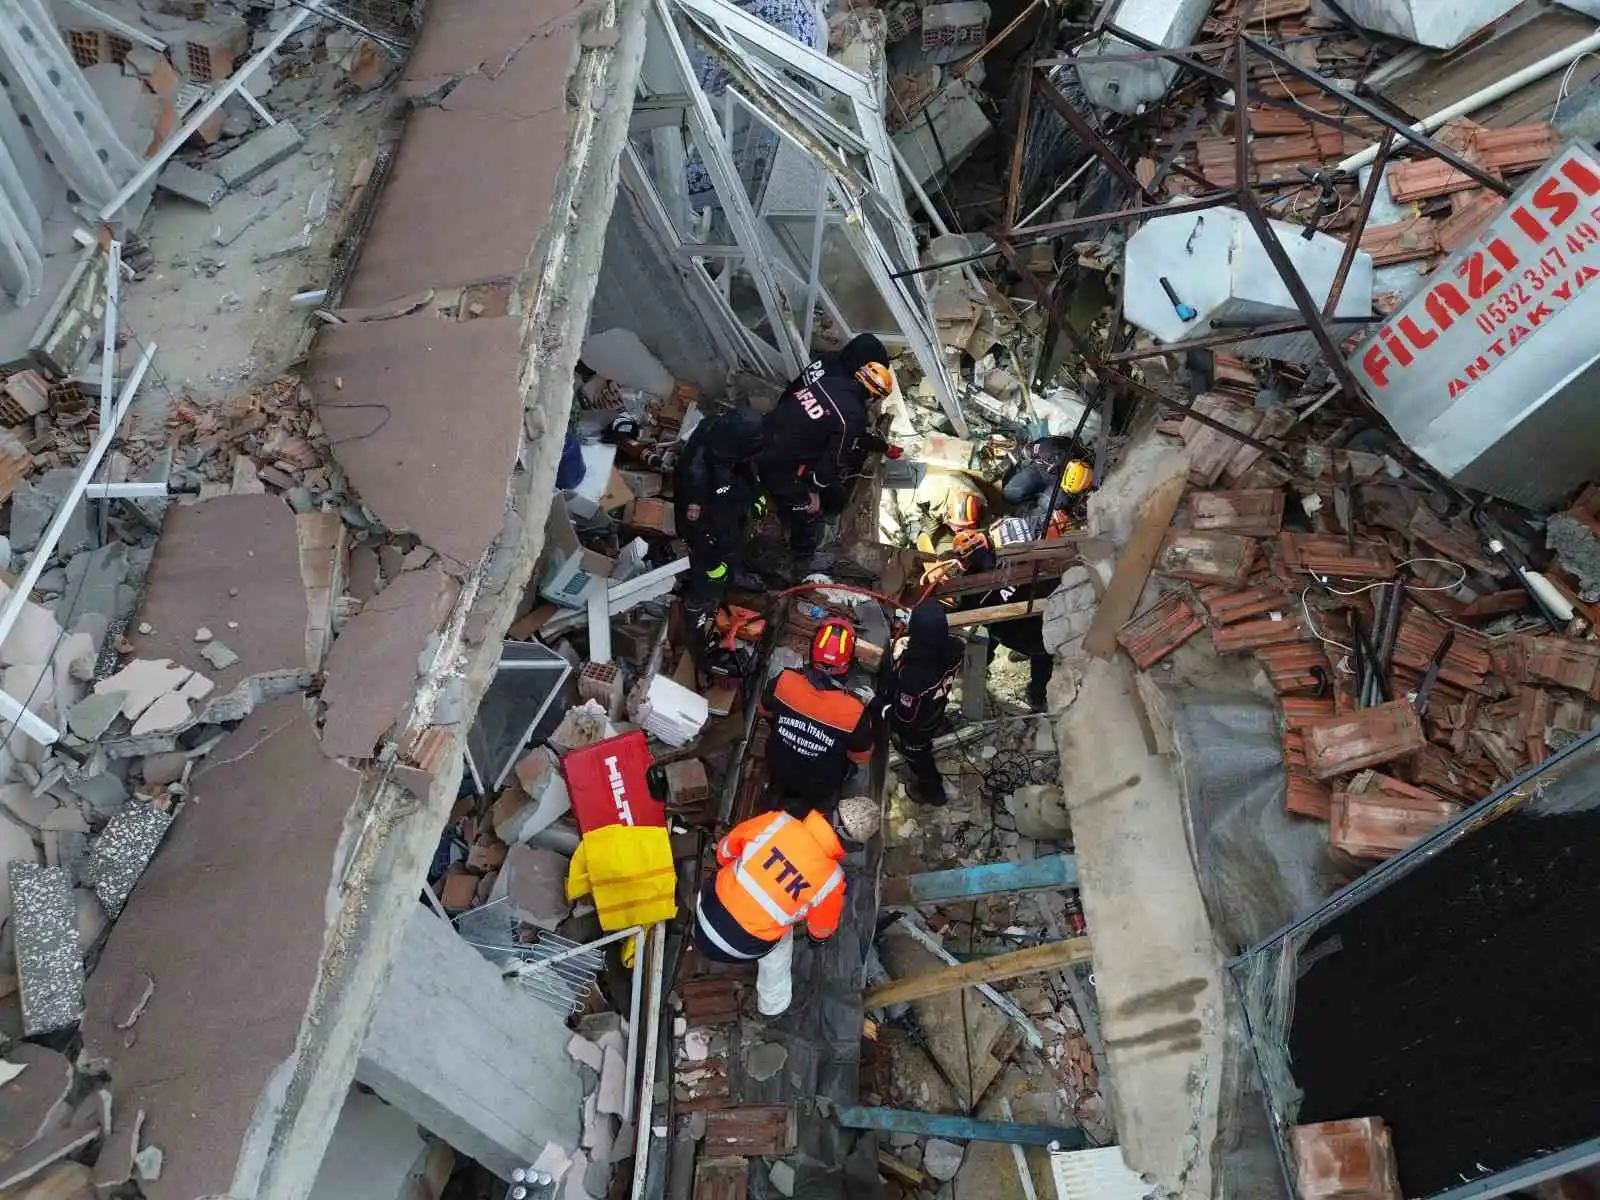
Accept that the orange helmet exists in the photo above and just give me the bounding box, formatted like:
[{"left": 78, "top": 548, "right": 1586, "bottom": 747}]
[
  {"left": 810, "top": 620, "right": 856, "bottom": 675},
  {"left": 952, "top": 528, "right": 990, "bottom": 559},
  {"left": 947, "top": 490, "right": 983, "bottom": 531},
  {"left": 855, "top": 362, "right": 895, "bottom": 399}
]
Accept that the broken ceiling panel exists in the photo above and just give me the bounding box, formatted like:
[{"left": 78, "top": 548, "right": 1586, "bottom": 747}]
[
  {"left": 127, "top": 495, "right": 308, "bottom": 701},
  {"left": 318, "top": 565, "right": 459, "bottom": 760},
  {"left": 347, "top": 17, "right": 580, "bottom": 306},
  {"left": 81, "top": 698, "right": 361, "bottom": 1200},
  {"left": 307, "top": 313, "right": 525, "bottom": 573}
]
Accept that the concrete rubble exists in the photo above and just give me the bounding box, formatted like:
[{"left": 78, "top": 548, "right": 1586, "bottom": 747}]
[{"left": 0, "top": 0, "right": 1594, "bottom": 1196}]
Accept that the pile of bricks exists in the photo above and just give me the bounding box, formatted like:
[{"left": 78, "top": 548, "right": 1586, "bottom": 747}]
[{"left": 1115, "top": 390, "right": 1600, "bottom": 868}]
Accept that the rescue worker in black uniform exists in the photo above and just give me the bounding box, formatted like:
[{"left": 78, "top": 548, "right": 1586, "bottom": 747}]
[
  {"left": 942, "top": 515, "right": 1064, "bottom": 713},
  {"left": 879, "top": 601, "right": 963, "bottom": 806},
  {"left": 673, "top": 407, "right": 769, "bottom": 621},
  {"left": 757, "top": 620, "right": 878, "bottom": 813},
  {"left": 758, "top": 334, "right": 895, "bottom": 575},
  {"left": 1003, "top": 436, "right": 1093, "bottom": 517}
]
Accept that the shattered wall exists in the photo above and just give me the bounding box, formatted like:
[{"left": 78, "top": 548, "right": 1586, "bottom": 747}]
[{"left": 63, "top": 0, "right": 653, "bottom": 1194}]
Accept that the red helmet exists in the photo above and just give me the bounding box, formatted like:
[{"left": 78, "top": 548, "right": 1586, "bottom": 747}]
[{"left": 810, "top": 620, "right": 856, "bottom": 676}]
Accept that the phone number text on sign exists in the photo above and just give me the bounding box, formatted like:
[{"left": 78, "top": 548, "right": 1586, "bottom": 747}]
[{"left": 1353, "top": 151, "right": 1600, "bottom": 405}]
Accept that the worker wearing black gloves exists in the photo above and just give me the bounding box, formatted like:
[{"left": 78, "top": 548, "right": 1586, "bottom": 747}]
[
  {"left": 673, "top": 407, "right": 769, "bottom": 618},
  {"left": 758, "top": 334, "right": 896, "bottom": 575},
  {"left": 880, "top": 601, "right": 963, "bottom": 806},
  {"left": 1004, "top": 436, "right": 1094, "bottom": 517}
]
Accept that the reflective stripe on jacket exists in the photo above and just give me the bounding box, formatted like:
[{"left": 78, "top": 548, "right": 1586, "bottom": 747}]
[{"left": 711, "top": 810, "right": 846, "bottom": 941}]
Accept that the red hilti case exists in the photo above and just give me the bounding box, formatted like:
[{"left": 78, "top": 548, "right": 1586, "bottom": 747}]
[{"left": 561, "top": 730, "right": 663, "bottom": 833}]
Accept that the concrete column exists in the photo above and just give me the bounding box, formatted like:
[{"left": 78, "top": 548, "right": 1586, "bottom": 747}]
[{"left": 356, "top": 908, "right": 581, "bottom": 1179}]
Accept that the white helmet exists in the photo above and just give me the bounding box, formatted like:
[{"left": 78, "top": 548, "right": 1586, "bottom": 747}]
[{"left": 835, "top": 795, "right": 881, "bottom": 844}]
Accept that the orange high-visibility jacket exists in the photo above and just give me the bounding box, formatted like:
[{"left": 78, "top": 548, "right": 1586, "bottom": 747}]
[{"left": 712, "top": 810, "right": 846, "bottom": 942}]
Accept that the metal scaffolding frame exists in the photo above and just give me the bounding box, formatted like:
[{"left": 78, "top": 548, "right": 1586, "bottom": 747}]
[
  {"left": 940, "top": 14, "right": 1541, "bottom": 443},
  {"left": 623, "top": 0, "right": 967, "bottom": 433}
]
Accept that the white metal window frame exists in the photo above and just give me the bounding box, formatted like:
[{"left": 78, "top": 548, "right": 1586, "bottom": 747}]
[{"left": 627, "top": 0, "right": 966, "bottom": 434}]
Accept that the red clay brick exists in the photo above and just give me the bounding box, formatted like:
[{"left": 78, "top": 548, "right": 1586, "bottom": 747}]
[
  {"left": 1301, "top": 701, "right": 1426, "bottom": 780},
  {"left": 1189, "top": 489, "right": 1286, "bottom": 537},
  {"left": 1116, "top": 592, "right": 1206, "bottom": 669}
]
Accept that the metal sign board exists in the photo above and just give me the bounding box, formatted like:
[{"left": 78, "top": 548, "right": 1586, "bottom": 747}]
[{"left": 1348, "top": 142, "right": 1600, "bottom": 506}]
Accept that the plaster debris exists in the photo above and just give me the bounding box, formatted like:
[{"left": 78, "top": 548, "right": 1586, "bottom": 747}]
[
  {"left": 567, "top": 1034, "right": 604, "bottom": 1072},
  {"left": 66, "top": 692, "right": 128, "bottom": 742},
  {"left": 10, "top": 863, "right": 83, "bottom": 1036},
  {"left": 200, "top": 640, "right": 241, "bottom": 671},
  {"left": 194, "top": 627, "right": 214, "bottom": 643},
  {"left": 213, "top": 121, "right": 306, "bottom": 189},
  {"left": 769, "top": 1159, "right": 796, "bottom": 1196},
  {"left": 94, "top": 660, "right": 194, "bottom": 724},
  {"left": 93, "top": 1106, "right": 146, "bottom": 1191},
  {"left": 745, "top": 1041, "right": 788, "bottom": 1082},
  {"left": 0, "top": 1044, "right": 73, "bottom": 1154},
  {"left": 88, "top": 803, "right": 178, "bottom": 918},
  {"left": 922, "top": 1138, "right": 966, "bottom": 1181}
]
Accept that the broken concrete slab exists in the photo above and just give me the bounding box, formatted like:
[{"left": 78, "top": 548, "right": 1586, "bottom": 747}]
[
  {"left": 2, "top": 1161, "right": 94, "bottom": 1199},
  {"left": 7, "top": 481, "right": 53, "bottom": 554},
  {"left": 0, "top": 783, "right": 55, "bottom": 830},
  {"left": 501, "top": 842, "right": 569, "bottom": 926},
  {"left": 10, "top": 863, "right": 82, "bottom": 1036},
  {"left": 212, "top": 121, "right": 305, "bottom": 189},
  {"left": 0, "top": 586, "right": 62, "bottom": 671},
  {"left": 32, "top": 469, "right": 93, "bottom": 560},
  {"left": 130, "top": 672, "right": 215, "bottom": 738},
  {"left": 94, "top": 661, "right": 191, "bottom": 724},
  {"left": 58, "top": 542, "right": 136, "bottom": 634},
  {"left": 157, "top": 161, "right": 227, "bottom": 208},
  {"left": 357, "top": 907, "right": 581, "bottom": 1180},
  {"left": 81, "top": 697, "right": 361, "bottom": 1200},
  {"left": 0, "top": 817, "right": 41, "bottom": 924},
  {"left": 0, "top": 1123, "right": 100, "bottom": 1191},
  {"left": 87, "top": 802, "right": 177, "bottom": 918},
  {"left": 307, "top": 315, "right": 526, "bottom": 572},
  {"left": 596, "top": 1042, "right": 626, "bottom": 1117},
  {"left": 91, "top": 1106, "right": 145, "bottom": 1192},
  {"left": 319, "top": 565, "right": 458, "bottom": 759},
  {"left": 201, "top": 640, "right": 240, "bottom": 671},
  {"left": 127, "top": 496, "right": 308, "bottom": 705},
  {"left": 352, "top": 12, "right": 581, "bottom": 306},
  {"left": 66, "top": 693, "right": 125, "bottom": 742},
  {"left": 0, "top": 1043, "right": 73, "bottom": 1154}
]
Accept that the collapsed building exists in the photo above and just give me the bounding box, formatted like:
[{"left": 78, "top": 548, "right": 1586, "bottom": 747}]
[{"left": 0, "top": 0, "right": 1595, "bottom": 1199}]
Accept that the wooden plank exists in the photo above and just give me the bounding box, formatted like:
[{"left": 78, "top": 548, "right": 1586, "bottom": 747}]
[
  {"left": 837, "top": 1107, "right": 1088, "bottom": 1149},
  {"left": 693, "top": 1157, "right": 750, "bottom": 1200},
  {"left": 864, "top": 937, "right": 1093, "bottom": 1008},
  {"left": 703, "top": 1106, "right": 795, "bottom": 1157},
  {"left": 1083, "top": 475, "right": 1188, "bottom": 660},
  {"left": 880, "top": 855, "right": 1078, "bottom": 907},
  {"left": 947, "top": 600, "right": 1045, "bottom": 629}
]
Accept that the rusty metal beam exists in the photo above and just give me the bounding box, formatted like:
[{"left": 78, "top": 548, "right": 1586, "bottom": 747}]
[
  {"left": 1105, "top": 320, "right": 1317, "bottom": 363},
  {"left": 1005, "top": 57, "right": 1036, "bottom": 231},
  {"left": 1323, "top": 129, "right": 1394, "bottom": 319},
  {"left": 995, "top": 237, "right": 1296, "bottom": 466},
  {"left": 954, "top": 0, "right": 1044, "bottom": 79},
  {"left": 1031, "top": 66, "right": 1159, "bottom": 205},
  {"left": 1035, "top": 40, "right": 1230, "bottom": 67},
  {"left": 1013, "top": 192, "right": 1235, "bottom": 241},
  {"left": 1239, "top": 34, "right": 1513, "bottom": 197},
  {"left": 1232, "top": 41, "right": 1367, "bottom": 403}
]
